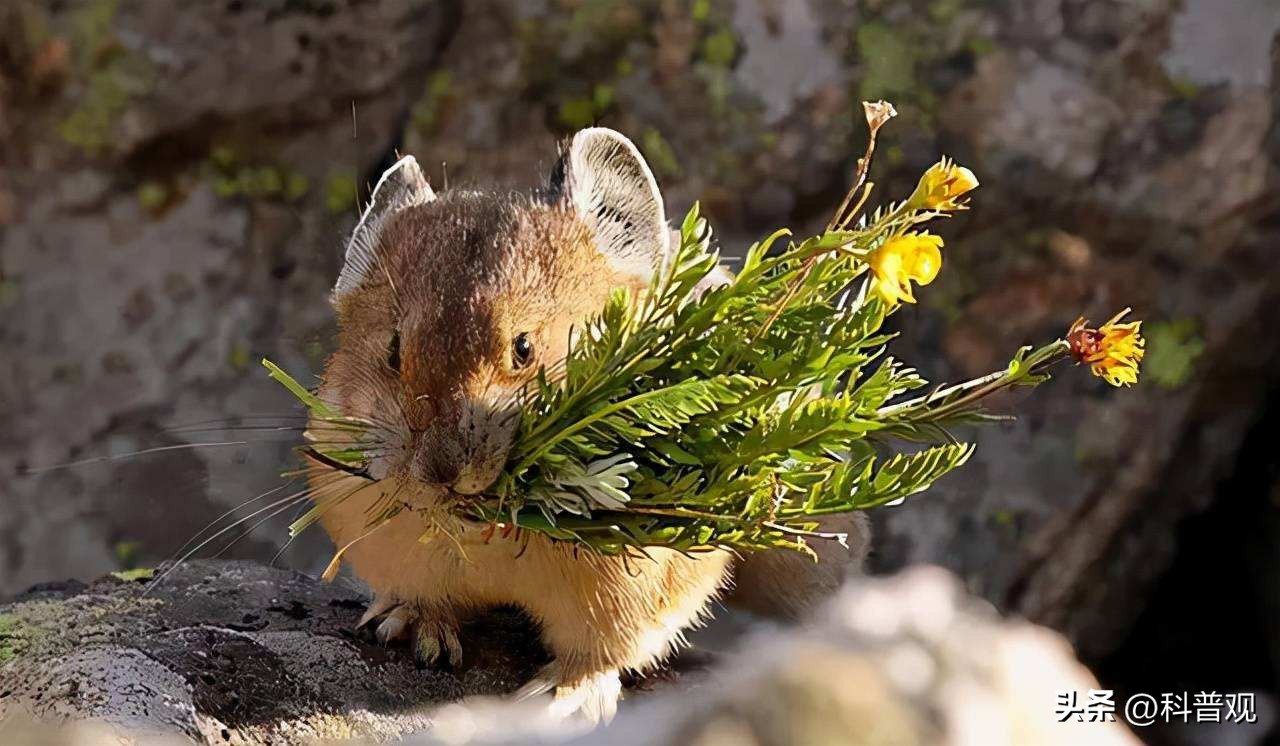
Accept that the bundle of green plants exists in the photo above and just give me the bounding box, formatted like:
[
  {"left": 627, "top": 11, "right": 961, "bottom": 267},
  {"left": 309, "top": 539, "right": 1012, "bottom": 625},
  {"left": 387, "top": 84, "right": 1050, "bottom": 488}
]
[{"left": 266, "top": 102, "right": 1144, "bottom": 559}]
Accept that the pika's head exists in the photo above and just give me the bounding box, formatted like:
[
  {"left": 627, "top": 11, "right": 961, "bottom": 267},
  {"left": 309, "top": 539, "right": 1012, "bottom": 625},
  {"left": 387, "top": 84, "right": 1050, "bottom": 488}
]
[{"left": 320, "top": 129, "right": 669, "bottom": 501}]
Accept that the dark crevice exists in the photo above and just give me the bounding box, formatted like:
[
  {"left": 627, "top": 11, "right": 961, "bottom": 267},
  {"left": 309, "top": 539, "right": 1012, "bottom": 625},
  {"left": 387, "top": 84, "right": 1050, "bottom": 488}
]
[{"left": 1096, "top": 382, "right": 1280, "bottom": 745}]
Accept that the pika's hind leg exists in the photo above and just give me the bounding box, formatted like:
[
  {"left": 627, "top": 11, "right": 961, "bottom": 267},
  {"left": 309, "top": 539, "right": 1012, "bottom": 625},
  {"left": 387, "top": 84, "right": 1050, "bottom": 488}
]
[
  {"left": 513, "top": 547, "right": 732, "bottom": 724},
  {"left": 727, "top": 511, "right": 872, "bottom": 619},
  {"left": 358, "top": 595, "right": 462, "bottom": 666}
]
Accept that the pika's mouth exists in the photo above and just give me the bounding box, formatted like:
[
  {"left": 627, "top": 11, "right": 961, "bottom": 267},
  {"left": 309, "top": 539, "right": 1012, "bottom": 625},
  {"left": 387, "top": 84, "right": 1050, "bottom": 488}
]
[
  {"left": 302, "top": 447, "right": 373, "bottom": 480},
  {"left": 449, "top": 459, "right": 505, "bottom": 496},
  {"left": 450, "top": 480, "right": 488, "bottom": 497}
]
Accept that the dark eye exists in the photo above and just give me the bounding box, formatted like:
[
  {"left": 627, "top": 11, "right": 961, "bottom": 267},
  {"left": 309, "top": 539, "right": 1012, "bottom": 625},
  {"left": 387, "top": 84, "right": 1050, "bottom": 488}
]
[
  {"left": 387, "top": 329, "right": 401, "bottom": 373},
  {"left": 511, "top": 332, "right": 534, "bottom": 369}
]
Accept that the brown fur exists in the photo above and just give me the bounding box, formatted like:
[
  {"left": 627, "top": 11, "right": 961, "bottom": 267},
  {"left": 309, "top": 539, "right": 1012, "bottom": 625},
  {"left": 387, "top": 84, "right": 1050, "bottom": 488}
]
[
  {"left": 313, "top": 186, "right": 730, "bottom": 722},
  {"left": 309, "top": 135, "right": 868, "bottom": 723}
]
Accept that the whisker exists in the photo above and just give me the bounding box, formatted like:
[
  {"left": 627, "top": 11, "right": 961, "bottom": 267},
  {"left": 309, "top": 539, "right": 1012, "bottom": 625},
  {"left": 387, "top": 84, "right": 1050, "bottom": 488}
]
[
  {"left": 161, "top": 414, "right": 313, "bottom": 431},
  {"left": 270, "top": 478, "right": 385, "bottom": 567},
  {"left": 268, "top": 508, "right": 311, "bottom": 567},
  {"left": 145, "top": 476, "right": 347, "bottom": 593},
  {"left": 164, "top": 415, "right": 381, "bottom": 436},
  {"left": 22, "top": 441, "right": 250, "bottom": 476},
  {"left": 208, "top": 493, "right": 318, "bottom": 562},
  {"left": 165, "top": 424, "right": 314, "bottom": 436},
  {"left": 168, "top": 479, "right": 297, "bottom": 562}
]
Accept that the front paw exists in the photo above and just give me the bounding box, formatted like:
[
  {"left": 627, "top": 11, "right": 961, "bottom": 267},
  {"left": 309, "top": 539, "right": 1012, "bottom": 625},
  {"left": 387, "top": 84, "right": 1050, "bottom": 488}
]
[{"left": 358, "top": 597, "right": 462, "bottom": 667}]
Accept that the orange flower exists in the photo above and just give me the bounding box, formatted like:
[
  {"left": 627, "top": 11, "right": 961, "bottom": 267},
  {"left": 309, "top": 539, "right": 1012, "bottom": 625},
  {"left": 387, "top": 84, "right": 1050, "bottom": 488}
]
[
  {"left": 1067, "top": 309, "right": 1145, "bottom": 387},
  {"left": 867, "top": 232, "right": 944, "bottom": 306},
  {"left": 908, "top": 157, "right": 979, "bottom": 211}
]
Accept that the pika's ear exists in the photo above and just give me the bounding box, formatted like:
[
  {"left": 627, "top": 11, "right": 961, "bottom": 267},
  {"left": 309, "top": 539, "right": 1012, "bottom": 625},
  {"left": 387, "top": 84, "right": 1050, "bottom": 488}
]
[
  {"left": 334, "top": 155, "right": 435, "bottom": 300},
  {"left": 553, "top": 128, "right": 669, "bottom": 280}
]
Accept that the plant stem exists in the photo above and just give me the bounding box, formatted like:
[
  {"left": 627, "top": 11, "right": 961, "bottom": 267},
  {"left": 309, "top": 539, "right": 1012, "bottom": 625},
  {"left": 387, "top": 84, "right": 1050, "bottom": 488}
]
[{"left": 876, "top": 340, "right": 1071, "bottom": 422}]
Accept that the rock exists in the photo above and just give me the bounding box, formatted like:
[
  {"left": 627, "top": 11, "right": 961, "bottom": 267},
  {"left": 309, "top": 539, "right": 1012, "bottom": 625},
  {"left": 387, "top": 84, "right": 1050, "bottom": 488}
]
[
  {"left": 0, "top": 560, "right": 547, "bottom": 743},
  {"left": 609, "top": 566, "right": 1139, "bottom": 746},
  {"left": 2, "top": 1, "right": 1279, "bottom": 728},
  {"left": 0, "top": 561, "right": 1136, "bottom": 746},
  {"left": 0, "top": 0, "right": 458, "bottom": 595}
]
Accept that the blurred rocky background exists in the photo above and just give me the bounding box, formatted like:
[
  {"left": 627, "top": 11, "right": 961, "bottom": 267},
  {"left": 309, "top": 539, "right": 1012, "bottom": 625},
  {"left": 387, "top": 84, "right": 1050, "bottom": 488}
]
[{"left": 1, "top": 1, "right": 1278, "bottom": 744}]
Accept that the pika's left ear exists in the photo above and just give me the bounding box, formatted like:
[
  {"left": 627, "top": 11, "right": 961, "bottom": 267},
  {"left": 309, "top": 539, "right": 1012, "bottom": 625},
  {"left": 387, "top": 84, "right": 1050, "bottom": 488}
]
[
  {"left": 334, "top": 155, "right": 435, "bottom": 301},
  {"left": 553, "top": 128, "right": 669, "bottom": 280}
]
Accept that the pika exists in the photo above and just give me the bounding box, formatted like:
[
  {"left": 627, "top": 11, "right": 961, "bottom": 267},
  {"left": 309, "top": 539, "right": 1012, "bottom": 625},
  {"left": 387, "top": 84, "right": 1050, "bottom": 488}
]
[{"left": 311, "top": 128, "right": 868, "bottom": 722}]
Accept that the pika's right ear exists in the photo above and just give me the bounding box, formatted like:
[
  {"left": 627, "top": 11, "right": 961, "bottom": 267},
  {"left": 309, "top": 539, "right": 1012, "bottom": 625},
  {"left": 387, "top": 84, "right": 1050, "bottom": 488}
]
[
  {"left": 333, "top": 155, "right": 435, "bottom": 301},
  {"left": 550, "top": 128, "right": 669, "bottom": 282}
]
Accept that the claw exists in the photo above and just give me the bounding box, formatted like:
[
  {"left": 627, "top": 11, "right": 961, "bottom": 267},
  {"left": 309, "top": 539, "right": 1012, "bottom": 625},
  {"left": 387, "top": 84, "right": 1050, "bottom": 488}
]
[
  {"left": 375, "top": 605, "right": 413, "bottom": 643},
  {"left": 515, "top": 662, "right": 558, "bottom": 701},
  {"left": 357, "top": 595, "right": 400, "bottom": 629},
  {"left": 414, "top": 617, "right": 463, "bottom": 667},
  {"left": 517, "top": 661, "right": 621, "bottom": 725},
  {"left": 356, "top": 597, "right": 463, "bottom": 667},
  {"left": 416, "top": 633, "right": 442, "bottom": 664}
]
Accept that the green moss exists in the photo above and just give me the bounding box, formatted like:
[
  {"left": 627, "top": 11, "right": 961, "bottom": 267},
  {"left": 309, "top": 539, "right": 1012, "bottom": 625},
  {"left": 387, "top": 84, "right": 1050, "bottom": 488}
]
[
  {"left": 210, "top": 145, "right": 238, "bottom": 170},
  {"left": 992, "top": 508, "right": 1018, "bottom": 535},
  {"left": 967, "top": 36, "right": 996, "bottom": 57},
  {"left": 324, "top": 171, "right": 358, "bottom": 215},
  {"left": 284, "top": 172, "right": 310, "bottom": 201},
  {"left": 1169, "top": 76, "right": 1201, "bottom": 100},
  {"left": 856, "top": 22, "right": 918, "bottom": 102},
  {"left": 136, "top": 180, "right": 168, "bottom": 211},
  {"left": 410, "top": 70, "right": 454, "bottom": 136},
  {"left": 213, "top": 176, "right": 238, "bottom": 198},
  {"left": 851, "top": 10, "right": 996, "bottom": 119},
  {"left": 640, "top": 127, "right": 681, "bottom": 178},
  {"left": 557, "top": 97, "right": 597, "bottom": 130},
  {"left": 928, "top": 0, "right": 966, "bottom": 23},
  {"left": 593, "top": 83, "right": 615, "bottom": 112},
  {"left": 59, "top": 0, "right": 155, "bottom": 156},
  {"left": 0, "top": 597, "right": 160, "bottom": 666},
  {"left": 701, "top": 27, "right": 737, "bottom": 68},
  {"left": 0, "top": 613, "right": 18, "bottom": 663},
  {"left": 1144, "top": 319, "right": 1204, "bottom": 390},
  {"left": 701, "top": 65, "right": 733, "bottom": 118},
  {"left": 0, "top": 608, "right": 51, "bottom": 664},
  {"left": 556, "top": 82, "right": 617, "bottom": 131},
  {"left": 68, "top": 0, "right": 119, "bottom": 63},
  {"left": 206, "top": 148, "right": 311, "bottom": 203},
  {"left": 59, "top": 51, "right": 155, "bottom": 155},
  {"left": 567, "top": 0, "right": 642, "bottom": 41},
  {"left": 550, "top": 83, "right": 614, "bottom": 131},
  {"left": 110, "top": 567, "right": 155, "bottom": 582},
  {"left": 114, "top": 539, "right": 141, "bottom": 569},
  {"left": 228, "top": 342, "right": 251, "bottom": 372}
]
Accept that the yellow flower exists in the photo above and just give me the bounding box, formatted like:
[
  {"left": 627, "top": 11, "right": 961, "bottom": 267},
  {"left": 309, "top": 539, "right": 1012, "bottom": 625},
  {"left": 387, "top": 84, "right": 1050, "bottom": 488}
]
[
  {"left": 867, "top": 232, "right": 944, "bottom": 306},
  {"left": 908, "top": 157, "right": 979, "bottom": 210},
  {"left": 1067, "top": 309, "right": 1145, "bottom": 387}
]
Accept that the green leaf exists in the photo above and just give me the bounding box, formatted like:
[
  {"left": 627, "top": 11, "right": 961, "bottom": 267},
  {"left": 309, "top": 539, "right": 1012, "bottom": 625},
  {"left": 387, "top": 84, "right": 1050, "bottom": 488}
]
[
  {"left": 266, "top": 177, "right": 1083, "bottom": 558},
  {"left": 263, "top": 358, "right": 334, "bottom": 418}
]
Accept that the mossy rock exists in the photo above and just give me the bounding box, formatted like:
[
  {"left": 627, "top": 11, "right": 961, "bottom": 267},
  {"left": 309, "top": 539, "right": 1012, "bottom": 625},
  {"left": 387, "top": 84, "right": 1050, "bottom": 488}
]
[{"left": 0, "top": 560, "right": 546, "bottom": 743}]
